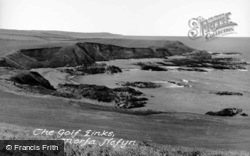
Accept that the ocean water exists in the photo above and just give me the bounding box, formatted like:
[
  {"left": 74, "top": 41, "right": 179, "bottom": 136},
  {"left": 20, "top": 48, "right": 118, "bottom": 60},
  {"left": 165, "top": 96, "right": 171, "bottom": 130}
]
[{"left": 73, "top": 37, "right": 250, "bottom": 114}]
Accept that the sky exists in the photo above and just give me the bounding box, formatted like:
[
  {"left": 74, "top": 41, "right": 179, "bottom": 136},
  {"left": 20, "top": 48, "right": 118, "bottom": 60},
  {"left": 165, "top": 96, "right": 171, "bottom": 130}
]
[{"left": 0, "top": 0, "right": 249, "bottom": 37}]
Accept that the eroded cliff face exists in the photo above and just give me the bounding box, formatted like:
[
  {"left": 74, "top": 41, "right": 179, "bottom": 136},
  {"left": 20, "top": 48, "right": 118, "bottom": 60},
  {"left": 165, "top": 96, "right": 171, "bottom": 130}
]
[
  {"left": 1, "top": 45, "right": 96, "bottom": 69},
  {"left": 76, "top": 42, "right": 172, "bottom": 60},
  {"left": 10, "top": 71, "right": 55, "bottom": 90},
  {"left": 0, "top": 41, "right": 194, "bottom": 69}
]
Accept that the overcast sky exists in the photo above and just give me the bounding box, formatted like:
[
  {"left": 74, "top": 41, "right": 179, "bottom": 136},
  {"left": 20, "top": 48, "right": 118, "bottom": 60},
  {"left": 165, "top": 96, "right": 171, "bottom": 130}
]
[{"left": 0, "top": 0, "right": 249, "bottom": 36}]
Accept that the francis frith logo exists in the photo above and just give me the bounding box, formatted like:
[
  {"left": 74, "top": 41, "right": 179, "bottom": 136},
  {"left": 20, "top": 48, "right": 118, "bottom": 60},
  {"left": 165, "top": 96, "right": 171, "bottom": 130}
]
[{"left": 188, "top": 12, "right": 237, "bottom": 40}]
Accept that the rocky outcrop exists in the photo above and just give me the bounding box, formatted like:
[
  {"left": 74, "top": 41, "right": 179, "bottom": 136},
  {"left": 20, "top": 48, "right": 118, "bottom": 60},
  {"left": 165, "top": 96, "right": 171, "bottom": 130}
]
[
  {"left": 2, "top": 45, "right": 96, "bottom": 69},
  {"left": 118, "top": 81, "right": 161, "bottom": 88},
  {"left": 205, "top": 108, "right": 248, "bottom": 117},
  {"left": 135, "top": 62, "right": 167, "bottom": 71},
  {"left": 156, "top": 61, "right": 209, "bottom": 72},
  {"left": 167, "top": 80, "right": 191, "bottom": 87},
  {"left": 241, "top": 113, "right": 248, "bottom": 117},
  {"left": 10, "top": 73, "right": 148, "bottom": 108},
  {"left": 105, "top": 65, "right": 122, "bottom": 74},
  {"left": 163, "top": 41, "right": 194, "bottom": 55},
  {"left": 176, "top": 67, "right": 208, "bottom": 72},
  {"left": 75, "top": 64, "right": 106, "bottom": 75},
  {"left": 211, "top": 91, "right": 243, "bottom": 96},
  {"left": 0, "top": 58, "right": 9, "bottom": 67},
  {"left": 185, "top": 50, "right": 212, "bottom": 60},
  {"left": 60, "top": 64, "right": 122, "bottom": 75},
  {"left": 76, "top": 42, "right": 193, "bottom": 60},
  {"left": 53, "top": 84, "right": 148, "bottom": 109},
  {"left": 141, "top": 65, "right": 167, "bottom": 71},
  {"left": 10, "top": 71, "right": 55, "bottom": 90},
  {"left": 222, "top": 52, "right": 242, "bottom": 55},
  {"left": 211, "top": 52, "right": 242, "bottom": 55},
  {"left": 0, "top": 41, "right": 194, "bottom": 69},
  {"left": 54, "top": 83, "right": 115, "bottom": 101},
  {"left": 162, "top": 50, "right": 248, "bottom": 70}
]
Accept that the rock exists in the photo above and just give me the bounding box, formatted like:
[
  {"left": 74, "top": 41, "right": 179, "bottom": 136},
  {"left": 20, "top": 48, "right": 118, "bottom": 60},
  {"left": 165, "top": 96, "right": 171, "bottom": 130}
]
[
  {"left": 177, "top": 67, "right": 208, "bottom": 72},
  {"left": 240, "top": 113, "right": 248, "bottom": 117},
  {"left": 141, "top": 65, "right": 167, "bottom": 71},
  {"left": 10, "top": 71, "right": 55, "bottom": 90},
  {"left": 223, "top": 52, "right": 242, "bottom": 55},
  {"left": 113, "top": 87, "right": 143, "bottom": 96},
  {"left": 212, "top": 52, "right": 242, "bottom": 55},
  {"left": 77, "top": 64, "right": 106, "bottom": 75},
  {"left": 211, "top": 91, "right": 243, "bottom": 96},
  {"left": 205, "top": 108, "right": 244, "bottom": 117},
  {"left": 162, "top": 50, "right": 248, "bottom": 70},
  {"left": 105, "top": 65, "right": 122, "bottom": 74},
  {"left": 185, "top": 50, "right": 212, "bottom": 60},
  {"left": 115, "top": 96, "right": 148, "bottom": 109},
  {"left": 135, "top": 62, "right": 167, "bottom": 71},
  {"left": 118, "top": 81, "right": 161, "bottom": 88},
  {"left": 0, "top": 58, "right": 9, "bottom": 67},
  {"left": 55, "top": 83, "right": 115, "bottom": 102},
  {"left": 60, "top": 68, "right": 75, "bottom": 75},
  {"left": 210, "top": 52, "right": 221, "bottom": 55},
  {"left": 156, "top": 61, "right": 175, "bottom": 66},
  {"left": 168, "top": 81, "right": 191, "bottom": 87},
  {"left": 61, "top": 64, "right": 122, "bottom": 75},
  {"left": 54, "top": 84, "right": 147, "bottom": 109},
  {"left": 163, "top": 41, "right": 194, "bottom": 55}
]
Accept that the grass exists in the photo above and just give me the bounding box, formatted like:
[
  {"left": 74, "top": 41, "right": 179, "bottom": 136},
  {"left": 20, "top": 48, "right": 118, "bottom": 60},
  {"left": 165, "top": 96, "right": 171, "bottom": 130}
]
[{"left": 0, "top": 123, "right": 249, "bottom": 156}]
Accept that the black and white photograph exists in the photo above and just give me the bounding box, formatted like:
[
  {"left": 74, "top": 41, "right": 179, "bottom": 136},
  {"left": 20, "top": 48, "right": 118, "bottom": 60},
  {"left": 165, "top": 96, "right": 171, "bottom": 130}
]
[{"left": 0, "top": 0, "right": 250, "bottom": 155}]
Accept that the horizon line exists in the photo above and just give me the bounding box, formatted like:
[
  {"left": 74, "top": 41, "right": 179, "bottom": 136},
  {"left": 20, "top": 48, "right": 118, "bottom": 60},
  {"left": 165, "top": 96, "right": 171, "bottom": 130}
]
[{"left": 0, "top": 28, "right": 249, "bottom": 38}]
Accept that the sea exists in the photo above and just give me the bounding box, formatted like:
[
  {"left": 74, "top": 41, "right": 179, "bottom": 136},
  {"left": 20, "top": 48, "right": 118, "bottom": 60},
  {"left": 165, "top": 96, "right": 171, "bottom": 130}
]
[{"left": 73, "top": 37, "right": 250, "bottom": 115}]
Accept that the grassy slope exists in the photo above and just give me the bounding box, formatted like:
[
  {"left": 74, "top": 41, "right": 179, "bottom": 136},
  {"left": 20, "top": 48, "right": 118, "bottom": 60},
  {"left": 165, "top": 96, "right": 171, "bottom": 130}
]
[
  {"left": 0, "top": 123, "right": 248, "bottom": 156},
  {"left": 0, "top": 89, "right": 250, "bottom": 152}
]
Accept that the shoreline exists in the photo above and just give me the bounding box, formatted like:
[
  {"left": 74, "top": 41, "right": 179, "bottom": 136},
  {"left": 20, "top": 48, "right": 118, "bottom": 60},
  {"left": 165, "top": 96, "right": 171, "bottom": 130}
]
[{"left": 31, "top": 60, "right": 250, "bottom": 114}]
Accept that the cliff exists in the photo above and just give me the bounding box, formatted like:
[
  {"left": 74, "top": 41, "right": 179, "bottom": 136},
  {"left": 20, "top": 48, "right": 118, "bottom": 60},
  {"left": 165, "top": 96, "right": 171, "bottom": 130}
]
[
  {"left": 10, "top": 71, "right": 55, "bottom": 90},
  {"left": 0, "top": 41, "right": 194, "bottom": 69}
]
